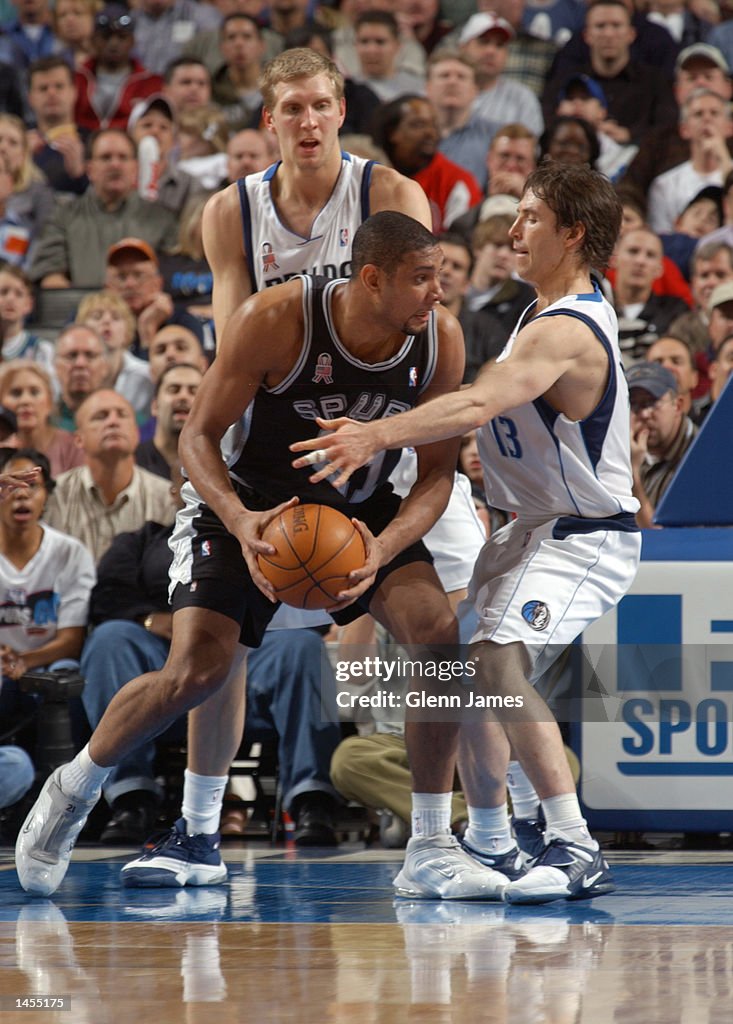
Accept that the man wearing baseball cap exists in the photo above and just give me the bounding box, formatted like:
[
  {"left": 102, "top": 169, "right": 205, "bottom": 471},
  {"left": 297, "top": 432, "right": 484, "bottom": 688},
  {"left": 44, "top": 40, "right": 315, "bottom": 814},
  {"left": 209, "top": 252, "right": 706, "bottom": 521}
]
[
  {"left": 458, "top": 11, "right": 543, "bottom": 136},
  {"left": 544, "top": 0, "right": 676, "bottom": 147},
  {"left": 127, "top": 94, "right": 202, "bottom": 215},
  {"left": 625, "top": 42, "right": 733, "bottom": 194},
  {"left": 627, "top": 361, "right": 697, "bottom": 527},
  {"left": 105, "top": 237, "right": 208, "bottom": 357}
]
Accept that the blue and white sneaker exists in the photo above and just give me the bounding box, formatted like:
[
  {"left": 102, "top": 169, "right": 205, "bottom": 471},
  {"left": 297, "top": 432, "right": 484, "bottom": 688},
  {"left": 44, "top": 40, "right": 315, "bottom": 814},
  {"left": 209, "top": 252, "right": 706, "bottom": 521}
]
[
  {"left": 393, "top": 833, "right": 509, "bottom": 901},
  {"left": 460, "top": 838, "right": 525, "bottom": 881},
  {"left": 504, "top": 830, "right": 615, "bottom": 905},
  {"left": 120, "top": 818, "right": 227, "bottom": 888},
  {"left": 512, "top": 814, "right": 546, "bottom": 867},
  {"left": 16, "top": 766, "right": 98, "bottom": 897}
]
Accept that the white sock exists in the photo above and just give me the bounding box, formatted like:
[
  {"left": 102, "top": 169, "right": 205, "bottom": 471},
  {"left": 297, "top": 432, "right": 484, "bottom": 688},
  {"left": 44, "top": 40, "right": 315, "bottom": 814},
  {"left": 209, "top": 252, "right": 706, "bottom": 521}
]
[
  {"left": 506, "top": 761, "right": 540, "bottom": 820},
  {"left": 182, "top": 769, "right": 228, "bottom": 835},
  {"left": 464, "top": 803, "right": 514, "bottom": 855},
  {"left": 542, "top": 793, "right": 595, "bottom": 846},
  {"left": 411, "top": 792, "right": 452, "bottom": 838},
  {"left": 59, "top": 744, "right": 111, "bottom": 801}
]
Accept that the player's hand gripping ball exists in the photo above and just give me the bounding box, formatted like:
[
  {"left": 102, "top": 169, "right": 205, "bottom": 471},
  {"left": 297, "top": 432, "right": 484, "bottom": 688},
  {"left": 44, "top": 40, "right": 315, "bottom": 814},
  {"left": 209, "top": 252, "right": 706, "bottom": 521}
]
[{"left": 257, "top": 504, "right": 366, "bottom": 608}]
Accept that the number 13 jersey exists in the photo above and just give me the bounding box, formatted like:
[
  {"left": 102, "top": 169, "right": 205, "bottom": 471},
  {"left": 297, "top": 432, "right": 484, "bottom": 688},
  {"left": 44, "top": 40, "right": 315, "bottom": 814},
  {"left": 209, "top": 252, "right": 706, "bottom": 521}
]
[{"left": 477, "top": 284, "right": 640, "bottom": 521}]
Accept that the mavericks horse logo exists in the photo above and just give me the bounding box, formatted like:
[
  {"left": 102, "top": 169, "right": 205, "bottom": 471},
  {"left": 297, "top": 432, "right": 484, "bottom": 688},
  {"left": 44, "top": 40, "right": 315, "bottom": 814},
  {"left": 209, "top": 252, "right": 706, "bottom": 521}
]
[{"left": 521, "top": 600, "right": 550, "bottom": 631}]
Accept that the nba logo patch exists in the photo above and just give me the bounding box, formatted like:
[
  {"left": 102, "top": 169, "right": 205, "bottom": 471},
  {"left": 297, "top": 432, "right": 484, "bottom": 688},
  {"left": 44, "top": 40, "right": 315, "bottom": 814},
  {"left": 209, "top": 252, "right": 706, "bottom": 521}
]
[
  {"left": 521, "top": 600, "right": 550, "bottom": 631},
  {"left": 339, "top": 228, "right": 349, "bottom": 247},
  {"left": 261, "top": 241, "right": 279, "bottom": 273},
  {"left": 313, "top": 352, "right": 333, "bottom": 384},
  {"left": 201, "top": 540, "right": 211, "bottom": 557},
  {"left": 408, "top": 366, "right": 418, "bottom": 387}
]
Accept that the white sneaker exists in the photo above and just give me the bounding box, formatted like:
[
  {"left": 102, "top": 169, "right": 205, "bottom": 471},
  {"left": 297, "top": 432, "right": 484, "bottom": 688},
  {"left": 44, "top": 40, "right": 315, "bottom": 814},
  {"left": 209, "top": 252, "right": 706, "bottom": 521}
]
[
  {"left": 15, "top": 767, "right": 98, "bottom": 897},
  {"left": 504, "top": 829, "right": 615, "bottom": 905},
  {"left": 393, "top": 833, "right": 509, "bottom": 901}
]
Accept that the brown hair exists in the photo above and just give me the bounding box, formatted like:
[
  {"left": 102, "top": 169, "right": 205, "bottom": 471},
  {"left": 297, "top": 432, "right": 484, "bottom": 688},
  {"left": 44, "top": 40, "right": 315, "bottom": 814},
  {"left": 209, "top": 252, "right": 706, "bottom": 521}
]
[
  {"left": 522, "top": 161, "right": 622, "bottom": 269},
  {"left": 489, "top": 122, "right": 537, "bottom": 149}
]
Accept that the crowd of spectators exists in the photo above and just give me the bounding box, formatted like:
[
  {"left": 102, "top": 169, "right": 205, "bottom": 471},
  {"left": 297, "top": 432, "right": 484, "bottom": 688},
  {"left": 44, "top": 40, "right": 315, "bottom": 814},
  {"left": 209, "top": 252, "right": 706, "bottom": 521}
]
[{"left": 2, "top": 0, "right": 732, "bottom": 849}]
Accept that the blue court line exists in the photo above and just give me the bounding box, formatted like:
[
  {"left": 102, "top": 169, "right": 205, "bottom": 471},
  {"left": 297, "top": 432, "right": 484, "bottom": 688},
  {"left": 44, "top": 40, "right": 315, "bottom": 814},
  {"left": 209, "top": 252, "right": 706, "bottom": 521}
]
[{"left": 2, "top": 857, "right": 733, "bottom": 927}]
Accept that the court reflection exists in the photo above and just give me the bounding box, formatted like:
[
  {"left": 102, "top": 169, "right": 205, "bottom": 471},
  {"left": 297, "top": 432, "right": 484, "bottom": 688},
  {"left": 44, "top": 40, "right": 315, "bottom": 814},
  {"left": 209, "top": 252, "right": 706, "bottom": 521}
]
[{"left": 3, "top": 898, "right": 733, "bottom": 1023}]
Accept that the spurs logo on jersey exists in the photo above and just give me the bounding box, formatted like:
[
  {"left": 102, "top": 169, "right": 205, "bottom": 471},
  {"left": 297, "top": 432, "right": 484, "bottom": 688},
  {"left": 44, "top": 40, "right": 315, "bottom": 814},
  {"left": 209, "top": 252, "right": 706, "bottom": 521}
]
[
  {"left": 238, "top": 152, "right": 375, "bottom": 292},
  {"left": 221, "top": 276, "right": 438, "bottom": 510}
]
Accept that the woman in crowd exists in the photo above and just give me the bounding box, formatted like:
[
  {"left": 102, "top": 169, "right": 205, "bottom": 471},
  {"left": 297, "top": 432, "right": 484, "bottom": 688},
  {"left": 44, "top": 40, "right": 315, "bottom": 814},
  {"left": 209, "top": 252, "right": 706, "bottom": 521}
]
[
  {"left": 0, "top": 361, "right": 84, "bottom": 476},
  {"left": 0, "top": 115, "right": 55, "bottom": 241},
  {"left": 539, "top": 115, "right": 600, "bottom": 169}
]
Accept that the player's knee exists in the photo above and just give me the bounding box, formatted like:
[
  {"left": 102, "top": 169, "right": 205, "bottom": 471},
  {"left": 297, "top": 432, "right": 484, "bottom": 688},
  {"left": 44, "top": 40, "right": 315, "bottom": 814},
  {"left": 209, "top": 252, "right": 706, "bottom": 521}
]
[
  {"left": 160, "top": 659, "right": 231, "bottom": 714},
  {"left": 408, "top": 606, "right": 459, "bottom": 647}
]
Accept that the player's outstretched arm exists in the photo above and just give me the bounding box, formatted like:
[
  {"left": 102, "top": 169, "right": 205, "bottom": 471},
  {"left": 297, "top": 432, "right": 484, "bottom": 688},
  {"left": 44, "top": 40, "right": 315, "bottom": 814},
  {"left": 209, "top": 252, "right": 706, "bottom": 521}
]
[{"left": 291, "top": 315, "right": 583, "bottom": 483}]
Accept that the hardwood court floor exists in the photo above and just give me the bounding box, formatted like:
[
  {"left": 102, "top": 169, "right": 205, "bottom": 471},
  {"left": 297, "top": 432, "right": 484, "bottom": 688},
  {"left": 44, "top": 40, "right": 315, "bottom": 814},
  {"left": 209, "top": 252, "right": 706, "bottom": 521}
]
[{"left": 1, "top": 845, "right": 733, "bottom": 1023}]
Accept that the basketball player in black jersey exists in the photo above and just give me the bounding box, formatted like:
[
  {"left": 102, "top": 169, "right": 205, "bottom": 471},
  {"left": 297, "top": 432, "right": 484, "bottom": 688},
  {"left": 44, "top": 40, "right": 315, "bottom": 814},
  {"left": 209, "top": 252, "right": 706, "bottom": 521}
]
[
  {"left": 17, "top": 213, "right": 513, "bottom": 901},
  {"left": 188, "top": 47, "right": 433, "bottom": 856}
]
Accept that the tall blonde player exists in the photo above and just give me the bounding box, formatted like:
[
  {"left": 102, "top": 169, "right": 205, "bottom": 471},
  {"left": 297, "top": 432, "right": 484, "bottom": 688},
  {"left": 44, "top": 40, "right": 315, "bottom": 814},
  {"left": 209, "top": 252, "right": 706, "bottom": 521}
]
[{"left": 166, "top": 49, "right": 433, "bottom": 875}]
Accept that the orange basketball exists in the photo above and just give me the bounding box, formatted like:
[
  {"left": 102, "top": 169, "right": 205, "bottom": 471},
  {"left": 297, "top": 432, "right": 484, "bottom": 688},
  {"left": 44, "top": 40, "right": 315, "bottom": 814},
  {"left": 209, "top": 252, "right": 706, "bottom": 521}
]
[{"left": 257, "top": 504, "right": 367, "bottom": 609}]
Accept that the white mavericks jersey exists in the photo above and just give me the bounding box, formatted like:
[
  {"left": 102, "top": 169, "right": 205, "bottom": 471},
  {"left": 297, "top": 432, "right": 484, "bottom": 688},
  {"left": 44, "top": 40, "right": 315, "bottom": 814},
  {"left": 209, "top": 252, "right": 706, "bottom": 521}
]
[
  {"left": 237, "top": 152, "right": 375, "bottom": 290},
  {"left": 478, "top": 284, "right": 639, "bottom": 521},
  {"left": 0, "top": 525, "right": 95, "bottom": 655}
]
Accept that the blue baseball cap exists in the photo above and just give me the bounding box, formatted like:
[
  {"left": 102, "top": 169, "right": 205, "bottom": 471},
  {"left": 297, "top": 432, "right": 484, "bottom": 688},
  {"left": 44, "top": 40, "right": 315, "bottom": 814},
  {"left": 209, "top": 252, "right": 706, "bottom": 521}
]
[{"left": 559, "top": 74, "right": 607, "bottom": 110}]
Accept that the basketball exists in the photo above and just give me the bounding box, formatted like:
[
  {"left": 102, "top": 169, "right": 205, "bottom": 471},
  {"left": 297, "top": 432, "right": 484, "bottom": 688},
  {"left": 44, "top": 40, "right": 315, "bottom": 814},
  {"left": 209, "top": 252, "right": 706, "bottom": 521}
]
[{"left": 257, "top": 504, "right": 367, "bottom": 609}]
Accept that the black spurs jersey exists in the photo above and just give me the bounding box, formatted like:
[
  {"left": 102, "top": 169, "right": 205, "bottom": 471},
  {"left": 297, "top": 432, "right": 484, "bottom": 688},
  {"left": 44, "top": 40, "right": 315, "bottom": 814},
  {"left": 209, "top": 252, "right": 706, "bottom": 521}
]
[{"left": 222, "top": 275, "right": 439, "bottom": 510}]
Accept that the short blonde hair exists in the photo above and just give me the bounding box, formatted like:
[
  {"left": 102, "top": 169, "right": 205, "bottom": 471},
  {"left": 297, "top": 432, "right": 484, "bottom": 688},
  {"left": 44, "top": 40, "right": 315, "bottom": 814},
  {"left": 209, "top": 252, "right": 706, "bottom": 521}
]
[
  {"left": 76, "top": 290, "right": 136, "bottom": 346},
  {"left": 0, "top": 358, "right": 54, "bottom": 407},
  {"left": 259, "top": 48, "right": 344, "bottom": 110}
]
